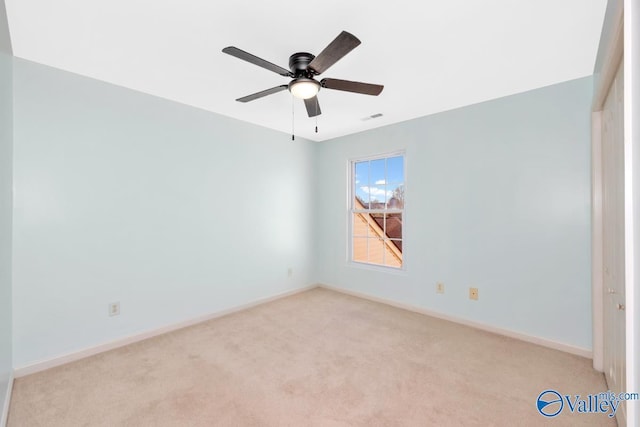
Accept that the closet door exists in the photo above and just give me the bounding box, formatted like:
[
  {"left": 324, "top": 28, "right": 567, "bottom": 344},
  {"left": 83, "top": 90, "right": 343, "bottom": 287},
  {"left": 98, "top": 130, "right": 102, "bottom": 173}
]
[{"left": 602, "top": 58, "right": 626, "bottom": 424}]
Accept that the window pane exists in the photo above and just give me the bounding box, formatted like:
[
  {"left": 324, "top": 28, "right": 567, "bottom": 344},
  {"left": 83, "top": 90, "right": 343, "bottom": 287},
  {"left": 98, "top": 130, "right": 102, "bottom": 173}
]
[
  {"left": 388, "top": 239, "right": 403, "bottom": 254},
  {"left": 353, "top": 213, "right": 369, "bottom": 237},
  {"left": 385, "top": 241, "right": 403, "bottom": 267},
  {"left": 369, "top": 213, "right": 384, "bottom": 238},
  {"left": 370, "top": 159, "right": 385, "bottom": 187},
  {"left": 385, "top": 213, "right": 403, "bottom": 244},
  {"left": 354, "top": 161, "right": 369, "bottom": 185},
  {"left": 354, "top": 194, "right": 368, "bottom": 209},
  {"left": 353, "top": 237, "right": 368, "bottom": 262},
  {"left": 354, "top": 161, "right": 370, "bottom": 208},
  {"left": 368, "top": 238, "right": 385, "bottom": 265},
  {"left": 386, "top": 156, "right": 404, "bottom": 183},
  {"left": 368, "top": 185, "right": 386, "bottom": 208},
  {"left": 387, "top": 183, "right": 404, "bottom": 209}
]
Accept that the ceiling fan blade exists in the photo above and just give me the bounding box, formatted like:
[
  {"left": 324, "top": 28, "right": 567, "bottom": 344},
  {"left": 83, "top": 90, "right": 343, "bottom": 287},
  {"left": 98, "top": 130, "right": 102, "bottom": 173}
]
[
  {"left": 321, "top": 78, "right": 384, "bottom": 96},
  {"left": 236, "top": 85, "right": 289, "bottom": 103},
  {"left": 304, "top": 96, "right": 322, "bottom": 117},
  {"left": 308, "top": 31, "right": 361, "bottom": 75},
  {"left": 222, "top": 46, "right": 293, "bottom": 77}
]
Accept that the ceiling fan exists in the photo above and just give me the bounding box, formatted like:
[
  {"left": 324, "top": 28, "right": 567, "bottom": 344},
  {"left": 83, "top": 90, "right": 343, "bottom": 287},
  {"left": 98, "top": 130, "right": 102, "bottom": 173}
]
[{"left": 222, "top": 31, "right": 384, "bottom": 118}]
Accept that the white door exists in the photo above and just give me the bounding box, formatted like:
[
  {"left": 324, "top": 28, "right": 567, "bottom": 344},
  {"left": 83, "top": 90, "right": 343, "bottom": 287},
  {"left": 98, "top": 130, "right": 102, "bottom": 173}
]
[{"left": 601, "top": 58, "right": 626, "bottom": 424}]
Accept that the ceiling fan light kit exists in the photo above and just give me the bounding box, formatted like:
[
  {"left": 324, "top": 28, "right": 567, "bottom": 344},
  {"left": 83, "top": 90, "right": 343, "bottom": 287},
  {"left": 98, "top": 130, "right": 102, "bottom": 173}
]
[
  {"left": 222, "top": 31, "right": 384, "bottom": 119},
  {"left": 289, "top": 78, "right": 320, "bottom": 100}
]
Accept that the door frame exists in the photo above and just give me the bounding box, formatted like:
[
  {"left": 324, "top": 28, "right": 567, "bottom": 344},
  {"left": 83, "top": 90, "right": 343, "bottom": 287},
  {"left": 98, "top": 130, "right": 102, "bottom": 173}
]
[
  {"left": 591, "top": 0, "right": 623, "bottom": 374},
  {"left": 592, "top": 1, "right": 640, "bottom": 425}
]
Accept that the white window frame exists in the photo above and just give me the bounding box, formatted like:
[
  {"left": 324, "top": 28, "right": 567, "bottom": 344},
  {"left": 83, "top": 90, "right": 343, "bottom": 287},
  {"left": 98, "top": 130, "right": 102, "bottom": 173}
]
[{"left": 348, "top": 150, "right": 406, "bottom": 271}]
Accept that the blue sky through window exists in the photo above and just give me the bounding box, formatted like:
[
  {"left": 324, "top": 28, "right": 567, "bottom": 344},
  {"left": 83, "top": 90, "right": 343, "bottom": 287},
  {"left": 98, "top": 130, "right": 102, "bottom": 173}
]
[{"left": 354, "top": 155, "right": 404, "bottom": 208}]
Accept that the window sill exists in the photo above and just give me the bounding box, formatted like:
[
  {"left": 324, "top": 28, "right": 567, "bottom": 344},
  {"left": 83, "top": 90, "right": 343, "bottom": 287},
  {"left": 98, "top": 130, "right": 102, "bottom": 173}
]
[{"left": 348, "top": 261, "right": 408, "bottom": 276}]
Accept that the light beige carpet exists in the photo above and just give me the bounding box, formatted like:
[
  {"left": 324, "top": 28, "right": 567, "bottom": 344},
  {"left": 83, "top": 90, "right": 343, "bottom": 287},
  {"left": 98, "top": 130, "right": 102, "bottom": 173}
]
[{"left": 8, "top": 288, "right": 614, "bottom": 426}]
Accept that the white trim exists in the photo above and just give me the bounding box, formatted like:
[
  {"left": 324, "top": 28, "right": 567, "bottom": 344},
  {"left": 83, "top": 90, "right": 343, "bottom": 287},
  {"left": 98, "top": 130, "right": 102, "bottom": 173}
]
[
  {"left": 318, "top": 283, "right": 592, "bottom": 359},
  {"left": 1, "top": 372, "right": 13, "bottom": 427},
  {"left": 591, "top": 111, "right": 604, "bottom": 372},
  {"left": 347, "top": 149, "right": 406, "bottom": 164},
  {"left": 348, "top": 150, "right": 406, "bottom": 271},
  {"left": 347, "top": 260, "right": 408, "bottom": 276},
  {"left": 623, "top": 66, "right": 636, "bottom": 427},
  {"left": 591, "top": 0, "right": 624, "bottom": 377},
  {"left": 624, "top": 1, "right": 639, "bottom": 425},
  {"left": 592, "top": 0, "right": 623, "bottom": 111},
  {"left": 11, "top": 282, "right": 594, "bottom": 380},
  {"left": 13, "top": 285, "right": 316, "bottom": 378}
]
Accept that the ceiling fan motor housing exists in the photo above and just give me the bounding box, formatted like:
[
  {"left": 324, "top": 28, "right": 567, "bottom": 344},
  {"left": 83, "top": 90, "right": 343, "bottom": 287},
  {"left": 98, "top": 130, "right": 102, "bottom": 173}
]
[
  {"left": 288, "top": 52, "right": 321, "bottom": 99},
  {"left": 289, "top": 52, "right": 316, "bottom": 77}
]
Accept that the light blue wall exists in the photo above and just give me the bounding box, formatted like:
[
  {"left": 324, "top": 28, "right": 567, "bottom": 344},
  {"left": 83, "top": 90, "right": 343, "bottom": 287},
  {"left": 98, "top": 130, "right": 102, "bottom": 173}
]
[
  {"left": 11, "top": 58, "right": 317, "bottom": 367},
  {"left": 0, "top": 0, "right": 13, "bottom": 415},
  {"left": 8, "top": 55, "right": 594, "bottom": 366},
  {"left": 316, "top": 77, "right": 594, "bottom": 350}
]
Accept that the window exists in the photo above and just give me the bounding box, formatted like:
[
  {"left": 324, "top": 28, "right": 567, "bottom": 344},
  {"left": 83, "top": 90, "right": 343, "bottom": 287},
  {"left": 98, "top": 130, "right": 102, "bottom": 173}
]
[{"left": 350, "top": 153, "right": 404, "bottom": 268}]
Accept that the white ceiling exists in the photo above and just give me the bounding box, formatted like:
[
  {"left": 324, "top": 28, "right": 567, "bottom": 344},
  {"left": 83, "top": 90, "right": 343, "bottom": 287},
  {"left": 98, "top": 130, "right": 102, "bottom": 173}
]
[{"left": 4, "top": 0, "right": 607, "bottom": 142}]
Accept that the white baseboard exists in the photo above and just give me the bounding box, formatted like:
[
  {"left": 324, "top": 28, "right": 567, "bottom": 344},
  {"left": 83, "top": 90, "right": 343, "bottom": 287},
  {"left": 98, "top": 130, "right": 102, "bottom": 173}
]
[
  {"left": 14, "top": 285, "right": 317, "bottom": 378},
  {"left": 319, "top": 283, "right": 593, "bottom": 359},
  {"left": 14, "top": 282, "right": 592, "bottom": 378},
  {"left": 1, "top": 372, "right": 14, "bottom": 427}
]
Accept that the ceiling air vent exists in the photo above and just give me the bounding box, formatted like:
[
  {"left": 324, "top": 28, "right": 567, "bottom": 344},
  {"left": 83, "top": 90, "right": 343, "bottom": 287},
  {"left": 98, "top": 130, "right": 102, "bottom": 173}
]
[{"left": 361, "top": 113, "right": 383, "bottom": 121}]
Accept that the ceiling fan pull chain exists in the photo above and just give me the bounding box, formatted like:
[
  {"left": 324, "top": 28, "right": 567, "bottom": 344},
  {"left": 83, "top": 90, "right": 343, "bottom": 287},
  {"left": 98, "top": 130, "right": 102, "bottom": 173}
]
[{"left": 315, "top": 115, "right": 318, "bottom": 134}]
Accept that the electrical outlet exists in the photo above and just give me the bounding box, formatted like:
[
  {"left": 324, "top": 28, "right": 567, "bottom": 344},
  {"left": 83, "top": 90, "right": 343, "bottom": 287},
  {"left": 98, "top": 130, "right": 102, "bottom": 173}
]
[
  {"left": 469, "top": 288, "right": 479, "bottom": 301},
  {"left": 287, "top": 268, "right": 293, "bottom": 278},
  {"left": 436, "top": 282, "right": 445, "bottom": 294},
  {"left": 109, "top": 302, "right": 120, "bottom": 316}
]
